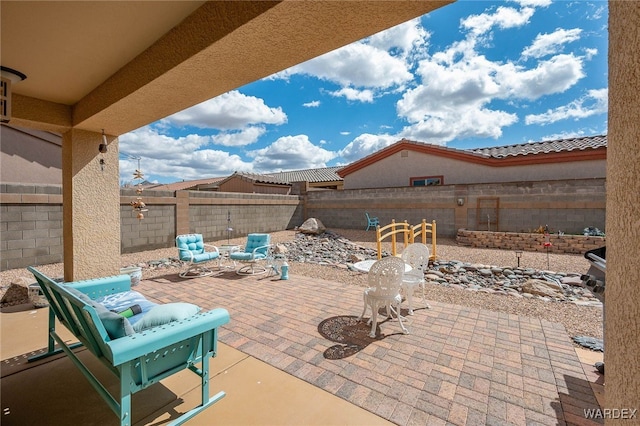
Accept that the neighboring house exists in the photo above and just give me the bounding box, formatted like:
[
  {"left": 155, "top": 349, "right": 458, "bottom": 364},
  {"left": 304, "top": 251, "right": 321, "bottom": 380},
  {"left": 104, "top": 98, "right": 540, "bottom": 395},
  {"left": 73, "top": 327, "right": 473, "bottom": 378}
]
[
  {"left": 337, "top": 135, "right": 607, "bottom": 189},
  {"left": 217, "top": 171, "right": 292, "bottom": 195},
  {"left": 1, "top": 123, "right": 62, "bottom": 184},
  {"left": 146, "top": 177, "right": 226, "bottom": 192},
  {"left": 153, "top": 167, "right": 344, "bottom": 194}
]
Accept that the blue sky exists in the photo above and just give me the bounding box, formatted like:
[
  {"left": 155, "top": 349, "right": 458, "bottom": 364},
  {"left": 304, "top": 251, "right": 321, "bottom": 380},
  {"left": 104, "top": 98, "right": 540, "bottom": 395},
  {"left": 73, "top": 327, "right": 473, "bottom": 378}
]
[{"left": 119, "top": 0, "right": 608, "bottom": 185}]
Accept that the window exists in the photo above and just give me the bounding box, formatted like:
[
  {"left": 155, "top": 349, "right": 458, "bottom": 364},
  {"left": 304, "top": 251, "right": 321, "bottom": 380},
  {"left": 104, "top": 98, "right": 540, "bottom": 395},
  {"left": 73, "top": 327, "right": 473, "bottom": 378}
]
[{"left": 410, "top": 176, "right": 443, "bottom": 186}]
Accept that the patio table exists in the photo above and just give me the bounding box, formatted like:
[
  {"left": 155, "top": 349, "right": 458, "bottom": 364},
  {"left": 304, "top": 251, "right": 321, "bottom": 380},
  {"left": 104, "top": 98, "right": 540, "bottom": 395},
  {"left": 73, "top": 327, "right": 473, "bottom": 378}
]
[{"left": 352, "top": 259, "right": 412, "bottom": 273}]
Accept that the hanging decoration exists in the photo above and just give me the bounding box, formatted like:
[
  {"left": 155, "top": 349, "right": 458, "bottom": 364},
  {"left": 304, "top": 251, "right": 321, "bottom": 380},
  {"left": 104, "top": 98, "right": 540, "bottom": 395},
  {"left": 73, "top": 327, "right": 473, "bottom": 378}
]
[
  {"left": 130, "top": 157, "right": 148, "bottom": 220},
  {"left": 543, "top": 224, "right": 552, "bottom": 269},
  {"left": 226, "top": 210, "right": 233, "bottom": 244}
]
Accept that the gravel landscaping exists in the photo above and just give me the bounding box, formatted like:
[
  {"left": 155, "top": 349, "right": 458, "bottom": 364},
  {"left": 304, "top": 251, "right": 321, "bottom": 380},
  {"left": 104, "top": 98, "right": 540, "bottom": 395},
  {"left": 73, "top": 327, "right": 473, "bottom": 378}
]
[{"left": 1, "top": 228, "right": 602, "bottom": 343}]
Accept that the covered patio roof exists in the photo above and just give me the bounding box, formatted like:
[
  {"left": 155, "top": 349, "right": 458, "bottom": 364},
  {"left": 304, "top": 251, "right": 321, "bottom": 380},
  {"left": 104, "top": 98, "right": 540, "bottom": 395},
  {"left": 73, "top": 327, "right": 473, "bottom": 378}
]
[{"left": 1, "top": 1, "right": 452, "bottom": 135}]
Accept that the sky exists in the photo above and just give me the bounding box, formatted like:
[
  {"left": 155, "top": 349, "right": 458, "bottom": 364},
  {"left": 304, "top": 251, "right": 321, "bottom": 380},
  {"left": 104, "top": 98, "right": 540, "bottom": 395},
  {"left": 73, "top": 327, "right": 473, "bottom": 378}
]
[{"left": 118, "top": 0, "right": 608, "bottom": 185}]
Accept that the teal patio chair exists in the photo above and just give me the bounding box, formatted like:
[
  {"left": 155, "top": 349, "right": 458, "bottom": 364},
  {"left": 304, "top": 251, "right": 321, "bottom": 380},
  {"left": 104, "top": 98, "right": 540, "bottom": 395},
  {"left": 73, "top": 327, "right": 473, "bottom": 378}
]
[
  {"left": 229, "top": 233, "right": 271, "bottom": 275},
  {"left": 365, "top": 212, "right": 379, "bottom": 231},
  {"left": 176, "top": 234, "right": 220, "bottom": 278}
]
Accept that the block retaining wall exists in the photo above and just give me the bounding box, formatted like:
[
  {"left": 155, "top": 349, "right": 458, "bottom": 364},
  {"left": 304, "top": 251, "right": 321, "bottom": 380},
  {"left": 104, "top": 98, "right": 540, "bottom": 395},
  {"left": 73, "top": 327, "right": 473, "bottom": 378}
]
[{"left": 456, "top": 229, "right": 605, "bottom": 254}]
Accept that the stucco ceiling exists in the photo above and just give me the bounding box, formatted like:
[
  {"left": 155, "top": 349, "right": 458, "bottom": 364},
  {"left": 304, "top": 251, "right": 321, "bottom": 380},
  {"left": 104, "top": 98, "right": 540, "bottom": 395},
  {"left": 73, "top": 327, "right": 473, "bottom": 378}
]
[{"left": 1, "top": 1, "right": 453, "bottom": 136}]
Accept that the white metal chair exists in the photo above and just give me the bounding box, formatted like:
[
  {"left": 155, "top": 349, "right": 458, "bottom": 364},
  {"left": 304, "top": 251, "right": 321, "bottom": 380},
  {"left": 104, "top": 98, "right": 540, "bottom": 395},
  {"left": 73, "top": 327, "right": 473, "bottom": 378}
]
[
  {"left": 401, "top": 242, "right": 431, "bottom": 314},
  {"left": 358, "top": 256, "right": 408, "bottom": 338},
  {"left": 229, "top": 233, "right": 271, "bottom": 275},
  {"left": 176, "top": 234, "right": 220, "bottom": 278}
]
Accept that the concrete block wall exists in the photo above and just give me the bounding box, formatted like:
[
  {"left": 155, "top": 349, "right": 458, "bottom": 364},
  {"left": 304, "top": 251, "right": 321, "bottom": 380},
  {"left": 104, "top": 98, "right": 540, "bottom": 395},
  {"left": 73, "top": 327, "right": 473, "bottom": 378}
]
[
  {"left": 188, "top": 192, "right": 304, "bottom": 240},
  {"left": 306, "top": 185, "right": 459, "bottom": 235},
  {"left": 307, "top": 178, "right": 606, "bottom": 238},
  {"left": 0, "top": 184, "right": 64, "bottom": 270},
  {"left": 456, "top": 229, "right": 606, "bottom": 254},
  {"left": 1, "top": 184, "right": 303, "bottom": 271},
  {"left": 121, "top": 204, "right": 176, "bottom": 253}
]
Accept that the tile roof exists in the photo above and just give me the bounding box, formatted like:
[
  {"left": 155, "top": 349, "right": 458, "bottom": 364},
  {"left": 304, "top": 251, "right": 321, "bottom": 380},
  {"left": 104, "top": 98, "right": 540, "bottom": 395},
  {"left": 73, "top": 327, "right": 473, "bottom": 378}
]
[
  {"left": 337, "top": 134, "right": 607, "bottom": 177},
  {"left": 266, "top": 166, "right": 343, "bottom": 183},
  {"left": 470, "top": 135, "right": 607, "bottom": 158},
  {"left": 146, "top": 177, "right": 226, "bottom": 191},
  {"left": 221, "top": 172, "right": 290, "bottom": 185}
]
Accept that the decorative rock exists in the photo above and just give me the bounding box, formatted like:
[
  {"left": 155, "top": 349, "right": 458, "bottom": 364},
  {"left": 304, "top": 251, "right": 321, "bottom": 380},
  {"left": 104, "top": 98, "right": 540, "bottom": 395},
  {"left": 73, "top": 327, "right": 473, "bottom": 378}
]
[
  {"left": 298, "top": 218, "right": 326, "bottom": 235},
  {"left": 0, "top": 277, "right": 32, "bottom": 307},
  {"left": 521, "top": 279, "right": 563, "bottom": 298},
  {"left": 273, "top": 244, "right": 288, "bottom": 254}
]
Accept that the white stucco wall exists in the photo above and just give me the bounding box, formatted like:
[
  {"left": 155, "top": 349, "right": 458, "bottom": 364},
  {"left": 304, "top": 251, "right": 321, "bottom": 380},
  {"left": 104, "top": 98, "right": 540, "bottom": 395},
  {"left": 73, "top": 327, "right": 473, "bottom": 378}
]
[{"left": 343, "top": 149, "right": 606, "bottom": 189}]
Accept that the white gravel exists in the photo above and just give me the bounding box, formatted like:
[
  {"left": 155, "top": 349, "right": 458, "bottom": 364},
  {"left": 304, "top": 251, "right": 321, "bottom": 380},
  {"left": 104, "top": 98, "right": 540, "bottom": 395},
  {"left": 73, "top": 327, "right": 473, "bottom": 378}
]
[{"left": 1, "top": 229, "right": 602, "bottom": 341}]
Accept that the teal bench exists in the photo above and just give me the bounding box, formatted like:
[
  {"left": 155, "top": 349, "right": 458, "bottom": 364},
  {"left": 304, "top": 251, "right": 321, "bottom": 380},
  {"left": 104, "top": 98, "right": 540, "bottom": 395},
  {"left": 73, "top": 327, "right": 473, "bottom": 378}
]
[{"left": 27, "top": 266, "right": 230, "bottom": 426}]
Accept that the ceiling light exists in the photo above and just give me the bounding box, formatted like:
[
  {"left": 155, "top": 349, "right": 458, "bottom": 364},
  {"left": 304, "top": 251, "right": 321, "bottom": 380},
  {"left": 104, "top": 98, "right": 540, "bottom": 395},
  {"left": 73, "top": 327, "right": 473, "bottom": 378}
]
[
  {"left": 0, "top": 66, "right": 27, "bottom": 83},
  {"left": 1, "top": 66, "right": 27, "bottom": 123}
]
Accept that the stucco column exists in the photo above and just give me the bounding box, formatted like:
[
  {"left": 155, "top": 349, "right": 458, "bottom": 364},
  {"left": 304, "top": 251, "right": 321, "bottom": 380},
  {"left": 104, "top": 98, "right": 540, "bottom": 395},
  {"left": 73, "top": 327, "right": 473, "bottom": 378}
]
[
  {"left": 606, "top": 2, "right": 640, "bottom": 417},
  {"left": 176, "top": 190, "right": 190, "bottom": 236},
  {"left": 62, "top": 129, "right": 120, "bottom": 281}
]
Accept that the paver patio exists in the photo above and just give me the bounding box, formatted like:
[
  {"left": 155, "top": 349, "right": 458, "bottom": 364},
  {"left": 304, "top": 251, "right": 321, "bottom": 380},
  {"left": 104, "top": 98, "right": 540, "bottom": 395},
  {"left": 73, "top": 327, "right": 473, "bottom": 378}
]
[{"left": 136, "top": 269, "right": 604, "bottom": 426}]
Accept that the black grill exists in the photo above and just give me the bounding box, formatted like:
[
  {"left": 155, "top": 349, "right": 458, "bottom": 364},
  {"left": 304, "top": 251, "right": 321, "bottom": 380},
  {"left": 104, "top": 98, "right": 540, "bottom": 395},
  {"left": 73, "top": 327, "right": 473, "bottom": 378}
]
[{"left": 580, "top": 246, "right": 606, "bottom": 303}]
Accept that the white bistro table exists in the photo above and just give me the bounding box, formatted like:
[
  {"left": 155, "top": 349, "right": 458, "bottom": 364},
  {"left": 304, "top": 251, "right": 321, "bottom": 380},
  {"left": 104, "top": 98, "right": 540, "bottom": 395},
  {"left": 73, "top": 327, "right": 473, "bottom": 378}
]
[
  {"left": 218, "top": 245, "right": 240, "bottom": 269},
  {"left": 352, "top": 259, "right": 412, "bottom": 273}
]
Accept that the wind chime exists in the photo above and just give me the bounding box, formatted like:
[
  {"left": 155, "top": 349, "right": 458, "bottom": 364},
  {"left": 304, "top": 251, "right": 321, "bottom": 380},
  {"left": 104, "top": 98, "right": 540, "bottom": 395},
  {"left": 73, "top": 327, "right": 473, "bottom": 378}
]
[
  {"left": 130, "top": 157, "right": 148, "bottom": 220},
  {"left": 226, "top": 210, "right": 233, "bottom": 244}
]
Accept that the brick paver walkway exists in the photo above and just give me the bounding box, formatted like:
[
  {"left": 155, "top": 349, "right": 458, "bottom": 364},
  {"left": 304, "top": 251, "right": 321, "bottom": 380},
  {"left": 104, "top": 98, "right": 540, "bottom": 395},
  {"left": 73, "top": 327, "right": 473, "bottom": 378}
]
[{"left": 138, "top": 270, "right": 602, "bottom": 426}]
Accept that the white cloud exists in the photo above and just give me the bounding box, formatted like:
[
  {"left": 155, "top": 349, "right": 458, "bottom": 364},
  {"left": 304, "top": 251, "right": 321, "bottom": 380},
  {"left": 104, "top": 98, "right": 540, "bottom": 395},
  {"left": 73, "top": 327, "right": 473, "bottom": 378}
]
[
  {"left": 513, "top": 0, "right": 552, "bottom": 7},
  {"left": 303, "top": 100, "right": 320, "bottom": 108},
  {"left": 276, "top": 42, "right": 413, "bottom": 91},
  {"left": 163, "top": 90, "right": 287, "bottom": 130},
  {"left": 461, "top": 5, "right": 536, "bottom": 37},
  {"left": 522, "top": 28, "right": 582, "bottom": 59},
  {"left": 212, "top": 126, "right": 266, "bottom": 147},
  {"left": 338, "top": 133, "right": 399, "bottom": 162},
  {"left": 119, "top": 126, "right": 253, "bottom": 182},
  {"left": 340, "top": 131, "right": 351, "bottom": 136},
  {"left": 525, "top": 88, "right": 608, "bottom": 125},
  {"left": 329, "top": 87, "right": 374, "bottom": 103},
  {"left": 247, "top": 135, "right": 337, "bottom": 172},
  {"left": 497, "top": 54, "right": 585, "bottom": 99},
  {"left": 399, "top": 108, "right": 518, "bottom": 143},
  {"left": 367, "top": 18, "right": 429, "bottom": 59},
  {"left": 396, "top": 49, "right": 584, "bottom": 143}
]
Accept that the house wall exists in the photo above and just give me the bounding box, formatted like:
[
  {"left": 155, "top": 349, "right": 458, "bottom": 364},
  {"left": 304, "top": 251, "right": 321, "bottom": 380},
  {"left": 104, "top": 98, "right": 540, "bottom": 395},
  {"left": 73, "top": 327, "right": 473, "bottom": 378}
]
[
  {"left": 343, "top": 149, "right": 606, "bottom": 189},
  {"left": 306, "top": 178, "right": 606, "bottom": 238},
  {"left": 1, "top": 183, "right": 303, "bottom": 271},
  {"left": 1, "top": 124, "right": 62, "bottom": 185}
]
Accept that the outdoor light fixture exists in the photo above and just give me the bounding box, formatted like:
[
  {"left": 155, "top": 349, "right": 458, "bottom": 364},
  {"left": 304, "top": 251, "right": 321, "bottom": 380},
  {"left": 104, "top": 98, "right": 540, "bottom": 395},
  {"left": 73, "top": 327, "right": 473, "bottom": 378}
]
[
  {"left": 515, "top": 250, "right": 523, "bottom": 267},
  {"left": 457, "top": 198, "right": 465, "bottom": 206},
  {"left": 99, "top": 130, "right": 108, "bottom": 154},
  {"left": 1, "top": 66, "right": 27, "bottom": 123}
]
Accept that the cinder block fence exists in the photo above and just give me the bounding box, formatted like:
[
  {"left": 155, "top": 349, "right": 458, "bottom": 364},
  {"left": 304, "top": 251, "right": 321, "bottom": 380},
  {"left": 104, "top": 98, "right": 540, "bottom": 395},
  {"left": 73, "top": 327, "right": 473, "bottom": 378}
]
[
  {"left": 1, "top": 177, "right": 606, "bottom": 271},
  {"left": 1, "top": 184, "right": 303, "bottom": 271}
]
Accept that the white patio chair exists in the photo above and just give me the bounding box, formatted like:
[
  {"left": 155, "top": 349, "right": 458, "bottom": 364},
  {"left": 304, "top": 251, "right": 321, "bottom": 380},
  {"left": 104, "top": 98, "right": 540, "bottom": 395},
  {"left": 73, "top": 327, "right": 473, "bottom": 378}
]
[
  {"left": 401, "top": 242, "right": 431, "bottom": 314},
  {"left": 358, "top": 256, "right": 408, "bottom": 338}
]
